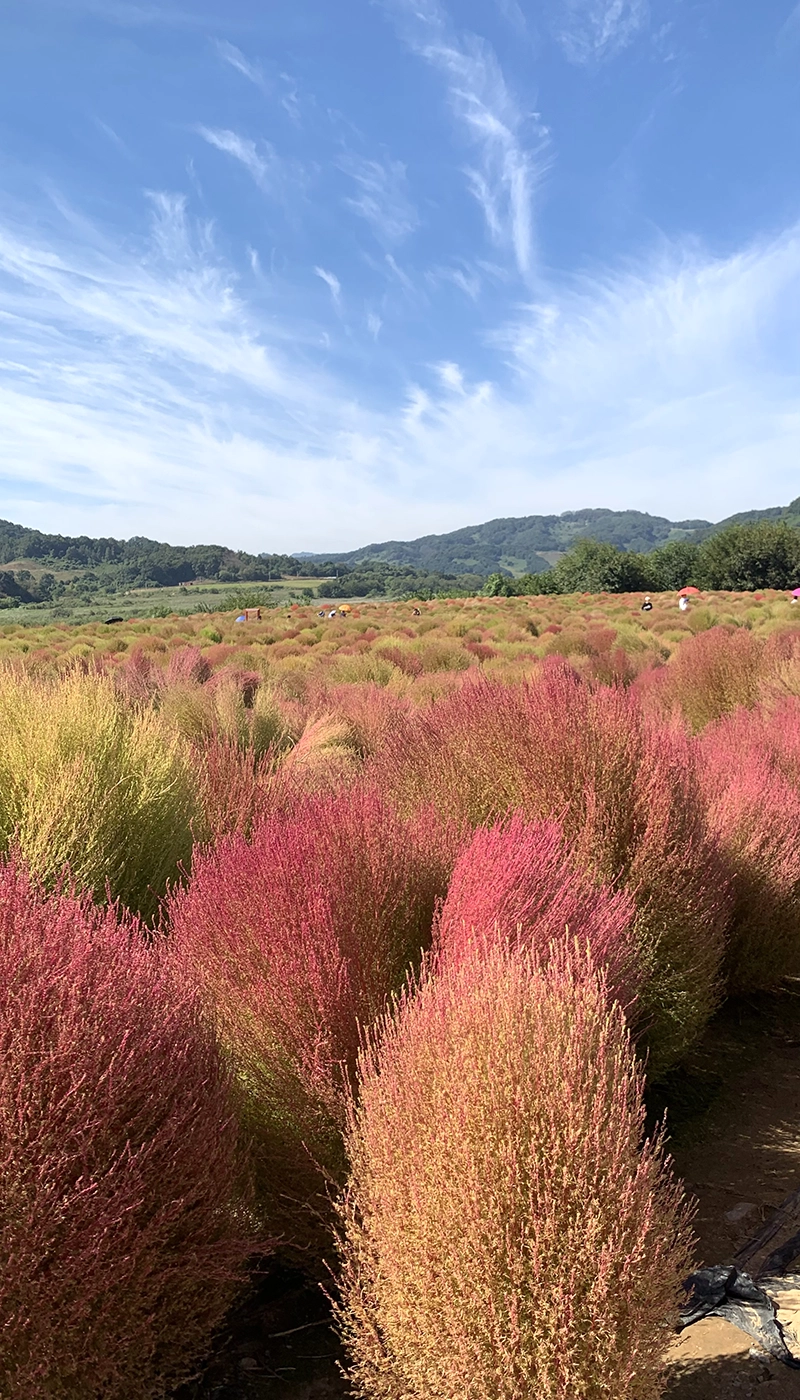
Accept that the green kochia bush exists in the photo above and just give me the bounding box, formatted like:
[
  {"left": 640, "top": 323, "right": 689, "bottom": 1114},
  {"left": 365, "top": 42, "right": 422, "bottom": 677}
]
[
  {"left": 335, "top": 944, "right": 693, "bottom": 1400},
  {"left": 0, "top": 668, "right": 198, "bottom": 920},
  {"left": 0, "top": 856, "right": 256, "bottom": 1400}
]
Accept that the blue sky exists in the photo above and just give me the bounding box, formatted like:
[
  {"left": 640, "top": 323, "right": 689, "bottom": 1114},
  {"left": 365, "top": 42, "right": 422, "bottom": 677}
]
[{"left": 1, "top": 0, "right": 799, "bottom": 552}]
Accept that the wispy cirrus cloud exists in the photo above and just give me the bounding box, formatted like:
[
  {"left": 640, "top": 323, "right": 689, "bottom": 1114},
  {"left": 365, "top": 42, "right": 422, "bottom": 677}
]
[
  {"left": 1, "top": 188, "right": 799, "bottom": 550},
  {"left": 554, "top": 0, "right": 649, "bottom": 64},
  {"left": 196, "top": 126, "right": 278, "bottom": 192},
  {"left": 215, "top": 39, "right": 266, "bottom": 89},
  {"left": 378, "top": 0, "right": 548, "bottom": 280},
  {"left": 777, "top": 3, "right": 800, "bottom": 51},
  {"left": 314, "top": 265, "right": 342, "bottom": 305},
  {"left": 427, "top": 262, "right": 482, "bottom": 299},
  {"left": 338, "top": 151, "right": 418, "bottom": 245},
  {"left": 92, "top": 117, "right": 132, "bottom": 155}
]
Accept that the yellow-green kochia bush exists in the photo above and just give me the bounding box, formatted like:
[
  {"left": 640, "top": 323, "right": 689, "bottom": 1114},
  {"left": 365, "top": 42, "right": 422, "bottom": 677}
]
[
  {"left": 0, "top": 668, "right": 198, "bottom": 920},
  {"left": 335, "top": 945, "right": 694, "bottom": 1400}
]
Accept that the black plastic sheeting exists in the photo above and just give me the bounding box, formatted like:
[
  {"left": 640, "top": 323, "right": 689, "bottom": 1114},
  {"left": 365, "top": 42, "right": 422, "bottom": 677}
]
[{"left": 680, "top": 1265, "right": 800, "bottom": 1367}]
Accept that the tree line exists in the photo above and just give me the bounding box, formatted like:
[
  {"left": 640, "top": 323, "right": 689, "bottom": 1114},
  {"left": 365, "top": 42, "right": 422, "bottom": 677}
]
[
  {"left": 2, "top": 518, "right": 800, "bottom": 609},
  {"left": 484, "top": 522, "right": 800, "bottom": 597}
]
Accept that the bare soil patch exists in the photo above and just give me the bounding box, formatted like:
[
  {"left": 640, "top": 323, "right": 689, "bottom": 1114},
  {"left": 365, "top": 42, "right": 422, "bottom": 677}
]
[{"left": 659, "top": 991, "right": 800, "bottom": 1397}]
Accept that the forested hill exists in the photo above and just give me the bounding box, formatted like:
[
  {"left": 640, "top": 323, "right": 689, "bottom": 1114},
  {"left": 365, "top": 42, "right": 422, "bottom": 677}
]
[
  {"left": 295, "top": 507, "right": 709, "bottom": 576},
  {"left": 2, "top": 497, "right": 800, "bottom": 599},
  {"left": 0, "top": 520, "right": 307, "bottom": 589},
  {"left": 296, "top": 502, "right": 800, "bottom": 576}
]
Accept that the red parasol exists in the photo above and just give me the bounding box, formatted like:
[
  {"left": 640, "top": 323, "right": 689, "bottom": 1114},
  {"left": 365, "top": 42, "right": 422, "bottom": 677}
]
[{"left": 678, "top": 586, "right": 701, "bottom": 597}]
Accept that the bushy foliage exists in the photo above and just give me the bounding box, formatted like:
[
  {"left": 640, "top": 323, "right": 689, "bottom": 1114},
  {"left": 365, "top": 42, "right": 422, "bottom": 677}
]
[
  {"left": 370, "top": 662, "right": 730, "bottom": 1075},
  {"left": 646, "top": 540, "right": 701, "bottom": 592},
  {"left": 644, "top": 625, "right": 764, "bottom": 731},
  {"left": 193, "top": 736, "right": 292, "bottom": 839},
  {"left": 544, "top": 538, "right": 653, "bottom": 595},
  {"left": 166, "top": 787, "right": 458, "bottom": 1261},
  {"left": 0, "top": 857, "right": 254, "bottom": 1400},
  {"left": 695, "top": 521, "right": 800, "bottom": 591},
  {"left": 699, "top": 706, "right": 800, "bottom": 991},
  {"left": 334, "top": 945, "right": 693, "bottom": 1400},
  {"left": 435, "top": 814, "right": 640, "bottom": 1013},
  {"left": 159, "top": 665, "right": 294, "bottom": 759},
  {"left": 0, "top": 668, "right": 198, "bottom": 920}
]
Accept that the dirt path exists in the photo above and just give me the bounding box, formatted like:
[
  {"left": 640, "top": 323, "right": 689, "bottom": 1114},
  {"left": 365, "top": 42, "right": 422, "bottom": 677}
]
[{"left": 661, "top": 992, "right": 800, "bottom": 1398}]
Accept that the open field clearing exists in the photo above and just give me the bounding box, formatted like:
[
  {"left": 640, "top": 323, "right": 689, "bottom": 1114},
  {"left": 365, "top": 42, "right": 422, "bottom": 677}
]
[{"left": 5, "top": 592, "right": 800, "bottom": 1398}]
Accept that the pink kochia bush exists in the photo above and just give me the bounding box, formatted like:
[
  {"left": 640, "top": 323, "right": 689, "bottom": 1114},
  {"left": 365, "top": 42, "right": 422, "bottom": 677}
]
[
  {"left": 370, "top": 660, "right": 730, "bottom": 1076},
  {"left": 698, "top": 702, "right": 800, "bottom": 992},
  {"left": 0, "top": 857, "right": 254, "bottom": 1400},
  {"left": 640, "top": 625, "right": 764, "bottom": 732},
  {"left": 166, "top": 786, "right": 457, "bottom": 1261},
  {"left": 435, "top": 814, "right": 640, "bottom": 1013},
  {"left": 334, "top": 944, "right": 694, "bottom": 1400}
]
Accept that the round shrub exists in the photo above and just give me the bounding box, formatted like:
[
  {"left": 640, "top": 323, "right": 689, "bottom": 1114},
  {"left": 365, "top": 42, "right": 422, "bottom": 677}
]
[
  {"left": 166, "top": 787, "right": 458, "bottom": 1263},
  {"left": 699, "top": 705, "right": 800, "bottom": 991},
  {"left": 650, "top": 625, "right": 764, "bottom": 731},
  {"left": 335, "top": 944, "right": 693, "bottom": 1400},
  {"left": 0, "top": 857, "right": 255, "bottom": 1400},
  {"left": 0, "top": 668, "right": 198, "bottom": 921},
  {"left": 435, "top": 814, "right": 639, "bottom": 1013}
]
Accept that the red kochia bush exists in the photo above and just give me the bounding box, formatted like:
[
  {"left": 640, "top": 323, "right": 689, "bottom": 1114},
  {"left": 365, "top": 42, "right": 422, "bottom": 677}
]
[
  {"left": 435, "top": 815, "right": 639, "bottom": 1013},
  {"left": 166, "top": 787, "right": 459, "bottom": 1262},
  {"left": 165, "top": 643, "right": 212, "bottom": 687},
  {"left": 194, "top": 735, "right": 296, "bottom": 839},
  {"left": 369, "top": 660, "right": 730, "bottom": 1076},
  {"left": 699, "top": 705, "right": 800, "bottom": 992},
  {"left": 0, "top": 857, "right": 254, "bottom": 1400},
  {"left": 334, "top": 944, "right": 693, "bottom": 1400}
]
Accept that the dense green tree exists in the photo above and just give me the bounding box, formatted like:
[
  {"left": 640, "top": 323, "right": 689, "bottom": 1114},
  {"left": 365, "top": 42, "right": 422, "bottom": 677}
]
[
  {"left": 695, "top": 522, "right": 800, "bottom": 591},
  {"left": 545, "top": 539, "right": 650, "bottom": 594},
  {"left": 646, "top": 541, "right": 700, "bottom": 592}
]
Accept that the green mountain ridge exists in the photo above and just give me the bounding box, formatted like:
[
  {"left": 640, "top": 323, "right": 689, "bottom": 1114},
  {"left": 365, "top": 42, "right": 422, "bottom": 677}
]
[
  {"left": 1, "top": 498, "right": 800, "bottom": 611},
  {"left": 295, "top": 502, "right": 800, "bottom": 577}
]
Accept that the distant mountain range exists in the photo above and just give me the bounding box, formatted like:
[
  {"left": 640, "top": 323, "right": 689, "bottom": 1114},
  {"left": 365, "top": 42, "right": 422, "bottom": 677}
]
[
  {"left": 1, "top": 499, "right": 799, "bottom": 596},
  {"left": 295, "top": 501, "right": 800, "bottom": 578}
]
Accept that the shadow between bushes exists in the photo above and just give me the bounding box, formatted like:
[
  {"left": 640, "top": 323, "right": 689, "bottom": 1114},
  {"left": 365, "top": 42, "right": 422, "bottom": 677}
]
[
  {"left": 173, "top": 1258, "right": 348, "bottom": 1400},
  {"left": 665, "top": 1350, "right": 800, "bottom": 1399}
]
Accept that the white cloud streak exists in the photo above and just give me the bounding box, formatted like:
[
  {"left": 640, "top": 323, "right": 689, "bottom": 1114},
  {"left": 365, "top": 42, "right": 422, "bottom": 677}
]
[
  {"left": 378, "top": 1, "right": 547, "bottom": 280},
  {"left": 314, "top": 266, "right": 342, "bottom": 305},
  {"left": 338, "top": 152, "right": 418, "bottom": 244},
  {"left": 777, "top": 3, "right": 800, "bottom": 51},
  {"left": 555, "top": 0, "right": 649, "bottom": 64},
  {"left": 0, "top": 192, "right": 799, "bottom": 551},
  {"left": 196, "top": 126, "right": 272, "bottom": 190},
  {"left": 215, "top": 40, "right": 266, "bottom": 88}
]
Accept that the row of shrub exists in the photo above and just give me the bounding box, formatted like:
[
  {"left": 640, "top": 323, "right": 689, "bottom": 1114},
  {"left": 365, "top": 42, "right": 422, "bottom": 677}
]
[
  {"left": 1, "top": 585, "right": 799, "bottom": 686},
  {"left": 5, "top": 620, "right": 800, "bottom": 1396},
  {"left": 1, "top": 813, "right": 694, "bottom": 1398}
]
